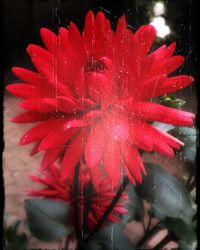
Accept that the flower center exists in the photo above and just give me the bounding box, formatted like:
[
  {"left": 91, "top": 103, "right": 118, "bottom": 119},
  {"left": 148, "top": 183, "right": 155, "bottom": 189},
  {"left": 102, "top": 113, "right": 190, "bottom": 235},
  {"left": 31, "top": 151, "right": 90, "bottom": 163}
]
[{"left": 84, "top": 57, "right": 105, "bottom": 73}]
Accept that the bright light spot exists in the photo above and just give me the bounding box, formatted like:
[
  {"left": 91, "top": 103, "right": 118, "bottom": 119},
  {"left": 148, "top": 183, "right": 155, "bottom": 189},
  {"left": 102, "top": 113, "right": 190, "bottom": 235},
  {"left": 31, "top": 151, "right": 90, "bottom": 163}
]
[
  {"left": 153, "top": 2, "right": 165, "bottom": 16},
  {"left": 151, "top": 16, "right": 165, "bottom": 26},
  {"left": 150, "top": 17, "right": 171, "bottom": 38}
]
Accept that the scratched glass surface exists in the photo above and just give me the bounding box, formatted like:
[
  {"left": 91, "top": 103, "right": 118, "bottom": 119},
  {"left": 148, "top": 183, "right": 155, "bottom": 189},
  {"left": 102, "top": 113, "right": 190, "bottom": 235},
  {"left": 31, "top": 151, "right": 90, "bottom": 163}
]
[{"left": 3, "top": 1, "right": 197, "bottom": 249}]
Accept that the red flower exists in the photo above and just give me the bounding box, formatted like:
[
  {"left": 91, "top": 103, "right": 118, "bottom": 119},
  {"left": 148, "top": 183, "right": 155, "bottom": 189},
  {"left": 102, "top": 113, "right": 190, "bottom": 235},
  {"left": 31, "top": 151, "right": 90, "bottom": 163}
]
[
  {"left": 28, "top": 163, "right": 128, "bottom": 231},
  {"left": 7, "top": 11, "right": 195, "bottom": 189}
]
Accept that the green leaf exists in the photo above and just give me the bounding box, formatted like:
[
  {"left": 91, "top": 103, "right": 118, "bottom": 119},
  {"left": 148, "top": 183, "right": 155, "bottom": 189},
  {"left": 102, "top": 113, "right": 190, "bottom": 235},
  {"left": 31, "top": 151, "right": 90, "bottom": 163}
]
[
  {"left": 86, "top": 242, "right": 103, "bottom": 250},
  {"left": 86, "top": 223, "right": 135, "bottom": 250},
  {"left": 5, "top": 233, "right": 27, "bottom": 250},
  {"left": 160, "top": 217, "right": 196, "bottom": 244},
  {"left": 126, "top": 184, "right": 144, "bottom": 222},
  {"left": 178, "top": 240, "right": 197, "bottom": 250},
  {"left": 136, "top": 164, "right": 193, "bottom": 224},
  {"left": 169, "top": 127, "right": 196, "bottom": 147},
  {"left": 25, "top": 198, "right": 71, "bottom": 242},
  {"left": 23, "top": 219, "right": 30, "bottom": 230},
  {"left": 148, "top": 206, "right": 163, "bottom": 219},
  {"left": 160, "top": 94, "right": 186, "bottom": 108},
  {"left": 6, "top": 220, "right": 21, "bottom": 242},
  {"left": 168, "top": 127, "right": 196, "bottom": 162},
  {"left": 3, "top": 212, "right": 8, "bottom": 225}
]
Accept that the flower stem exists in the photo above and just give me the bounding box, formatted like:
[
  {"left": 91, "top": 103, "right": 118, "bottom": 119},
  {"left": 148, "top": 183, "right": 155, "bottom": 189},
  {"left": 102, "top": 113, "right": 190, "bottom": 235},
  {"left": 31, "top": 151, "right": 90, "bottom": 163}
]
[
  {"left": 141, "top": 220, "right": 146, "bottom": 233},
  {"left": 151, "top": 233, "right": 173, "bottom": 249},
  {"left": 188, "top": 177, "right": 196, "bottom": 192},
  {"left": 64, "top": 236, "right": 70, "bottom": 250},
  {"left": 82, "top": 181, "right": 94, "bottom": 235},
  {"left": 73, "top": 164, "right": 81, "bottom": 240},
  {"left": 77, "top": 181, "right": 94, "bottom": 249},
  {"left": 146, "top": 215, "right": 152, "bottom": 233},
  {"left": 186, "top": 164, "right": 196, "bottom": 191},
  {"left": 84, "top": 176, "right": 129, "bottom": 243},
  {"left": 136, "top": 222, "right": 161, "bottom": 248}
]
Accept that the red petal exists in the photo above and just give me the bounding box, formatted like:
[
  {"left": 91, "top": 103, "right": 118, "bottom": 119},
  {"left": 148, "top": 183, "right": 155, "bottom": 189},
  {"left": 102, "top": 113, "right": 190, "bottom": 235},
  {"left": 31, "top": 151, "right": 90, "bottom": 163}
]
[
  {"left": 53, "top": 47, "right": 80, "bottom": 92},
  {"left": 27, "top": 44, "right": 52, "bottom": 61},
  {"left": 72, "top": 68, "right": 86, "bottom": 98},
  {"left": 58, "top": 27, "right": 68, "bottom": 51},
  {"left": 29, "top": 175, "right": 52, "bottom": 186},
  {"left": 20, "top": 119, "right": 63, "bottom": 145},
  {"left": 154, "top": 75, "right": 194, "bottom": 97},
  {"left": 164, "top": 56, "right": 185, "bottom": 75},
  {"left": 151, "top": 45, "right": 166, "bottom": 57},
  {"left": 88, "top": 211, "right": 98, "bottom": 230},
  {"left": 69, "top": 22, "right": 85, "bottom": 63},
  {"left": 153, "top": 140, "right": 174, "bottom": 157},
  {"left": 6, "top": 84, "right": 41, "bottom": 99},
  {"left": 11, "top": 67, "right": 54, "bottom": 97},
  {"left": 39, "top": 127, "right": 78, "bottom": 151},
  {"left": 143, "top": 124, "right": 176, "bottom": 157},
  {"left": 133, "top": 25, "right": 156, "bottom": 58},
  {"left": 122, "top": 160, "right": 136, "bottom": 186},
  {"left": 64, "top": 111, "right": 102, "bottom": 131},
  {"left": 113, "top": 206, "right": 128, "bottom": 215},
  {"left": 83, "top": 11, "right": 95, "bottom": 55},
  {"left": 85, "top": 72, "right": 114, "bottom": 103},
  {"left": 123, "top": 144, "right": 144, "bottom": 184},
  {"left": 77, "top": 98, "right": 95, "bottom": 112},
  {"left": 149, "top": 56, "right": 184, "bottom": 76},
  {"left": 128, "top": 119, "right": 154, "bottom": 151},
  {"left": 128, "top": 74, "right": 166, "bottom": 99},
  {"left": 61, "top": 129, "right": 88, "bottom": 180},
  {"left": 162, "top": 42, "right": 176, "bottom": 58},
  {"left": 151, "top": 43, "right": 176, "bottom": 59},
  {"left": 30, "top": 141, "right": 41, "bottom": 156},
  {"left": 12, "top": 67, "right": 41, "bottom": 85},
  {"left": 12, "top": 112, "right": 50, "bottom": 123},
  {"left": 63, "top": 118, "right": 90, "bottom": 130},
  {"left": 84, "top": 110, "right": 105, "bottom": 123},
  {"left": 94, "top": 11, "right": 114, "bottom": 59},
  {"left": 84, "top": 122, "right": 105, "bottom": 169},
  {"left": 126, "top": 25, "right": 156, "bottom": 81},
  {"left": 31, "top": 57, "right": 74, "bottom": 99},
  {"left": 103, "top": 141, "right": 121, "bottom": 188},
  {"left": 19, "top": 99, "right": 56, "bottom": 113},
  {"left": 43, "top": 97, "right": 77, "bottom": 113},
  {"left": 128, "top": 101, "right": 195, "bottom": 126},
  {"left": 40, "top": 28, "right": 58, "bottom": 52},
  {"left": 153, "top": 126, "right": 183, "bottom": 148},
  {"left": 47, "top": 164, "right": 63, "bottom": 184},
  {"left": 41, "top": 147, "right": 65, "bottom": 169},
  {"left": 28, "top": 189, "right": 59, "bottom": 197},
  {"left": 115, "top": 15, "right": 130, "bottom": 77}
]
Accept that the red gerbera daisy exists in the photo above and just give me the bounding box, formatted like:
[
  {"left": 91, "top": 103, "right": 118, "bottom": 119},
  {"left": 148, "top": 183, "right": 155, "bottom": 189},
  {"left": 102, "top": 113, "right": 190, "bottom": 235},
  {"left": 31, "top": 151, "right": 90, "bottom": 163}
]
[
  {"left": 7, "top": 11, "right": 195, "bottom": 189},
  {"left": 27, "top": 163, "right": 128, "bottom": 231}
]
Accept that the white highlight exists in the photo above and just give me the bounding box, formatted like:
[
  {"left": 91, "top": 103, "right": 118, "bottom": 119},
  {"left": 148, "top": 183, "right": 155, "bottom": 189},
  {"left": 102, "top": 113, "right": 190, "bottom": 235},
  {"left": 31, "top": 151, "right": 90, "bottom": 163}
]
[
  {"left": 150, "top": 16, "right": 171, "bottom": 38},
  {"left": 153, "top": 2, "right": 165, "bottom": 16}
]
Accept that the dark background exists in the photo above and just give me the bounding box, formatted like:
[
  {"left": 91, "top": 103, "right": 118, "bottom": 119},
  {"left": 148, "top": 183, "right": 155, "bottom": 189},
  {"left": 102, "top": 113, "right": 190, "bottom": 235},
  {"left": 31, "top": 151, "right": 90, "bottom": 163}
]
[{"left": 3, "top": 0, "right": 198, "bottom": 101}]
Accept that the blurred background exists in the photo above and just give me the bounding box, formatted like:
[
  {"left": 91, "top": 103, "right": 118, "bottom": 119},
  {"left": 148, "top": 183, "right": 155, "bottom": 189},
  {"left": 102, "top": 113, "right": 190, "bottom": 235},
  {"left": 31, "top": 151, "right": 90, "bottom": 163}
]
[{"left": 3, "top": 0, "right": 197, "bottom": 249}]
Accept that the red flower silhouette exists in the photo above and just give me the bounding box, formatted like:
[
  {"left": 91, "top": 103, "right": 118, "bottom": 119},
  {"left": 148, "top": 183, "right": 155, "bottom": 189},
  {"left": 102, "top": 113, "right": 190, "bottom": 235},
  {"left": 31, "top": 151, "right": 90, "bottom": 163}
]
[
  {"left": 28, "top": 163, "right": 128, "bottom": 231},
  {"left": 7, "top": 11, "right": 194, "bottom": 189}
]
